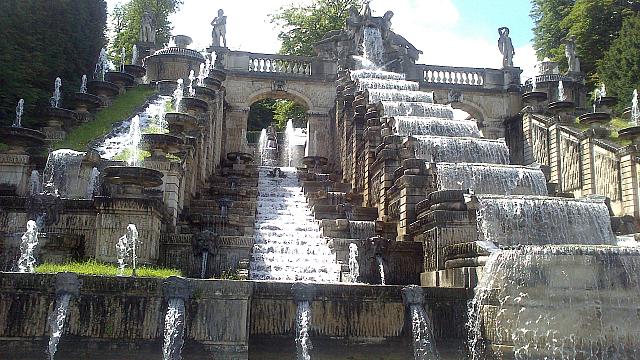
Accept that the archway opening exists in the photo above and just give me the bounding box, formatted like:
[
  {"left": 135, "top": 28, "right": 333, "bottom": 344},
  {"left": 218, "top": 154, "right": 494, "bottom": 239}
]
[{"left": 246, "top": 98, "right": 307, "bottom": 144}]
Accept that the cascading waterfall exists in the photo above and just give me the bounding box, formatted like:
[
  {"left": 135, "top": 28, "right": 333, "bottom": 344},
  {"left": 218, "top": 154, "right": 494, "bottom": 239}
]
[
  {"left": 94, "top": 48, "right": 109, "bottom": 81},
  {"left": 351, "top": 69, "right": 405, "bottom": 80},
  {"left": 360, "top": 27, "right": 385, "bottom": 68},
  {"left": 79, "top": 75, "right": 87, "bottom": 94},
  {"left": 188, "top": 70, "right": 196, "bottom": 96},
  {"left": 85, "top": 167, "right": 100, "bottom": 199},
  {"left": 258, "top": 129, "right": 267, "bottom": 165},
  {"left": 348, "top": 243, "right": 359, "bottom": 282},
  {"left": 14, "top": 98, "right": 24, "bottom": 127},
  {"left": 200, "top": 251, "right": 208, "bottom": 279},
  {"left": 468, "top": 246, "right": 640, "bottom": 359},
  {"left": 348, "top": 221, "right": 376, "bottom": 239},
  {"left": 402, "top": 286, "right": 439, "bottom": 360},
  {"left": 412, "top": 136, "right": 510, "bottom": 164},
  {"left": 126, "top": 115, "right": 142, "bottom": 166},
  {"left": 174, "top": 79, "right": 184, "bottom": 112},
  {"left": 382, "top": 102, "right": 454, "bottom": 118},
  {"left": 162, "top": 297, "right": 186, "bottom": 360},
  {"left": 17, "top": 220, "right": 39, "bottom": 273},
  {"left": 50, "top": 77, "right": 62, "bottom": 108},
  {"left": 116, "top": 224, "right": 138, "bottom": 276},
  {"left": 295, "top": 300, "right": 312, "bottom": 360},
  {"left": 392, "top": 117, "right": 481, "bottom": 138},
  {"left": 132, "top": 44, "right": 139, "bottom": 65},
  {"left": 357, "top": 78, "right": 419, "bottom": 91},
  {"left": 435, "top": 163, "right": 548, "bottom": 195},
  {"left": 376, "top": 255, "right": 386, "bottom": 285},
  {"left": 368, "top": 89, "right": 434, "bottom": 103},
  {"left": 47, "top": 293, "right": 71, "bottom": 360},
  {"left": 250, "top": 167, "right": 340, "bottom": 282},
  {"left": 30, "top": 170, "right": 42, "bottom": 196},
  {"left": 43, "top": 149, "right": 85, "bottom": 197},
  {"left": 475, "top": 195, "right": 616, "bottom": 247}
]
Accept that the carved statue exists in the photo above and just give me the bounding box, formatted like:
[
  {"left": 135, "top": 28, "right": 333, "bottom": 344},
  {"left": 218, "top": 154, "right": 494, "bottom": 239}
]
[
  {"left": 140, "top": 10, "right": 155, "bottom": 43},
  {"left": 498, "top": 27, "right": 515, "bottom": 68},
  {"left": 346, "top": 6, "right": 363, "bottom": 49},
  {"left": 563, "top": 36, "right": 581, "bottom": 73},
  {"left": 211, "top": 9, "right": 227, "bottom": 48}
]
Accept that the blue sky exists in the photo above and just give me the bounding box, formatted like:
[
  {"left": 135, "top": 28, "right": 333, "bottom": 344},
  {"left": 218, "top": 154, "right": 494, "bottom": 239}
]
[{"left": 106, "top": 0, "right": 537, "bottom": 78}]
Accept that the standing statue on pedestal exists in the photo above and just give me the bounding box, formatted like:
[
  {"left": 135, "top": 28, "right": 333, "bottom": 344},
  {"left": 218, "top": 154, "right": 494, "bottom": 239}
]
[
  {"left": 563, "top": 36, "right": 581, "bottom": 73},
  {"left": 211, "top": 9, "right": 227, "bottom": 48},
  {"left": 498, "top": 27, "right": 514, "bottom": 68},
  {"left": 140, "top": 10, "right": 155, "bottom": 43}
]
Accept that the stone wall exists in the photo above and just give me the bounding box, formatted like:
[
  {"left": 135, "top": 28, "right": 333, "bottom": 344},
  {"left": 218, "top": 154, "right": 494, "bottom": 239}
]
[{"left": 0, "top": 273, "right": 471, "bottom": 358}]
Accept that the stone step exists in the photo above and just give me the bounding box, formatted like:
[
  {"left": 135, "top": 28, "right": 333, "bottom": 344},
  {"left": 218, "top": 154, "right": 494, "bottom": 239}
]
[
  {"left": 311, "top": 205, "right": 378, "bottom": 221},
  {"left": 302, "top": 180, "right": 351, "bottom": 195}
]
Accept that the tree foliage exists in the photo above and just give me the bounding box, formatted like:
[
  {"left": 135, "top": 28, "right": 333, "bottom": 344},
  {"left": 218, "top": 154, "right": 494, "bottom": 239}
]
[
  {"left": 270, "top": 0, "right": 363, "bottom": 56},
  {"left": 109, "top": 0, "right": 182, "bottom": 62},
  {"left": 0, "top": 0, "right": 107, "bottom": 125},
  {"left": 530, "top": 0, "right": 575, "bottom": 64},
  {"left": 598, "top": 16, "right": 640, "bottom": 110},
  {"left": 248, "top": 99, "right": 307, "bottom": 131}
]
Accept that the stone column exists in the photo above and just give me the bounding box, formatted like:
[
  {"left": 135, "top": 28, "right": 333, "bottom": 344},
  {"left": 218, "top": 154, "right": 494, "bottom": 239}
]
[
  {"left": 306, "top": 111, "right": 330, "bottom": 159},
  {"left": 620, "top": 146, "right": 640, "bottom": 217},
  {"left": 225, "top": 106, "right": 250, "bottom": 156},
  {"left": 395, "top": 159, "right": 429, "bottom": 241}
]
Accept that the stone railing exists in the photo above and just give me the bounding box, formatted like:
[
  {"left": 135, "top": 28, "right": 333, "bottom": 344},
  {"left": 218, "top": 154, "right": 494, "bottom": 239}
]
[
  {"left": 248, "top": 54, "right": 312, "bottom": 76},
  {"left": 419, "top": 65, "right": 485, "bottom": 87},
  {"left": 223, "top": 51, "right": 336, "bottom": 79}
]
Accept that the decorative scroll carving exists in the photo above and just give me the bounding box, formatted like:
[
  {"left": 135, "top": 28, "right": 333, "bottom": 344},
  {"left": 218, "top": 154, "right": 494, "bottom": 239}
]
[
  {"left": 559, "top": 133, "right": 581, "bottom": 191},
  {"left": 593, "top": 147, "right": 620, "bottom": 201}
]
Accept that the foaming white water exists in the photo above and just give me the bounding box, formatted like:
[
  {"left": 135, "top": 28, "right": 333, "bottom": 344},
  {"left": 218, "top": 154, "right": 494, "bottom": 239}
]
[
  {"left": 348, "top": 243, "right": 360, "bottom": 283},
  {"left": 475, "top": 195, "right": 617, "bottom": 247},
  {"left": 43, "top": 149, "right": 85, "bottom": 197},
  {"left": 351, "top": 69, "right": 405, "bottom": 81},
  {"left": 162, "top": 297, "right": 186, "bottom": 360},
  {"left": 435, "top": 163, "right": 548, "bottom": 195},
  {"left": 357, "top": 78, "right": 419, "bottom": 91},
  {"left": 412, "top": 136, "right": 510, "bottom": 164},
  {"left": 468, "top": 246, "right": 640, "bottom": 359},
  {"left": 250, "top": 167, "right": 340, "bottom": 282},
  {"left": 382, "top": 102, "right": 454, "bottom": 118},
  {"left": 392, "top": 117, "right": 481, "bottom": 138},
  {"left": 295, "top": 300, "right": 312, "bottom": 360},
  {"left": 368, "top": 89, "right": 434, "bottom": 103},
  {"left": 47, "top": 293, "right": 71, "bottom": 360}
]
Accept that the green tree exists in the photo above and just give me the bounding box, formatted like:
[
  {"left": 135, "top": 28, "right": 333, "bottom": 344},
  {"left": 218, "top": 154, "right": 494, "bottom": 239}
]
[
  {"left": 561, "top": 0, "right": 631, "bottom": 84},
  {"left": 530, "top": 0, "right": 575, "bottom": 64},
  {"left": 248, "top": 99, "right": 307, "bottom": 131},
  {"left": 598, "top": 15, "right": 640, "bottom": 111},
  {"left": 0, "top": 0, "right": 106, "bottom": 125},
  {"left": 270, "top": 0, "right": 363, "bottom": 56},
  {"left": 109, "top": 0, "right": 182, "bottom": 62}
]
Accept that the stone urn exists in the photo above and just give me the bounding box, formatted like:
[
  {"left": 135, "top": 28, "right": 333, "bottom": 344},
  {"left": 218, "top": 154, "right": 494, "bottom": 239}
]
[
  {"left": 617, "top": 126, "right": 640, "bottom": 145},
  {"left": 165, "top": 112, "right": 199, "bottom": 135},
  {"left": 87, "top": 80, "right": 120, "bottom": 99},
  {"left": 203, "top": 69, "right": 227, "bottom": 90},
  {"left": 141, "top": 133, "right": 184, "bottom": 159},
  {"left": 578, "top": 112, "right": 611, "bottom": 138},
  {"left": 521, "top": 91, "right": 548, "bottom": 113},
  {"left": 192, "top": 85, "right": 216, "bottom": 102},
  {"left": 73, "top": 92, "right": 103, "bottom": 120},
  {"left": 597, "top": 96, "right": 618, "bottom": 114},
  {"left": 547, "top": 100, "right": 575, "bottom": 123},
  {"left": 123, "top": 64, "right": 147, "bottom": 79},
  {"left": 180, "top": 96, "right": 209, "bottom": 115},
  {"left": 103, "top": 165, "right": 163, "bottom": 197},
  {"left": 105, "top": 71, "right": 136, "bottom": 91},
  {"left": 0, "top": 126, "right": 46, "bottom": 154}
]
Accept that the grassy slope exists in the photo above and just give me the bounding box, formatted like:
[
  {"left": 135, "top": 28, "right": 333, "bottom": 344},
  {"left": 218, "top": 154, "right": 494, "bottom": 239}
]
[
  {"left": 35, "top": 260, "right": 181, "bottom": 278},
  {"left": 570, "top": 116, "right": 633, "bottom": 146},
  {"left": 54, "top": 86, "right": 157, "bottom": 151}
]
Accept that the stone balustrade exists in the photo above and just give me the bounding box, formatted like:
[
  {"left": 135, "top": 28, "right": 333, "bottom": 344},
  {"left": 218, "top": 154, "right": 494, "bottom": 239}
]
[
  {"left": 420, "top": 65, "right": 485, "bottom": 87},
  {"left": 223, "top": 51, "right": 337, "bottom": 79},
  {"left": 407, "top": 64, "right": 521, "bottom": 91},
  {"left": 248, "top": 55, "right": 312, "bottom": 76}
]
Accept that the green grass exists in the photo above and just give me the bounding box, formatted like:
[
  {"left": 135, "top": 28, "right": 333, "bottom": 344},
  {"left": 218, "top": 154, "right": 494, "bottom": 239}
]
[
  {"left": 568, "top": 116, "right": 633, "bottom": 146},
  {"left": 54, "top": 86, "right": 157, "bottom": 151},
  {"left": 35, "top": 260, "right": 181, "bottom": 278}
]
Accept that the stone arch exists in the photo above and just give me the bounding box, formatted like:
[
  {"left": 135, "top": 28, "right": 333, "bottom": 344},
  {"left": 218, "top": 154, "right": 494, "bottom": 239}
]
[
  {"left": 246, "top": 88, "right": 314, "bottom": 112},
  {"left": 450, "top": 100, "right": 486, "bottom": 123}
]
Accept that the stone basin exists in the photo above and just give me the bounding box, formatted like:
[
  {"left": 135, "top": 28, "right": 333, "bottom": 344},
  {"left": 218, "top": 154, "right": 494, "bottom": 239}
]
[
  {"left": 193, "top": 85, "right": 216, "bottom": 102},
  {"left": 180, "top": 96, "right": 209, "bottom": 113},
  {"left": 103, "top": 166, "right": 163, "bottom": 196},
  {"left": 87, "top": 80, "right": 120, "bottom": 98},
  {"left": 521, "top": 91, "right": 548, "bottom": 103},
  {"left": 598, "top": 95, "right": 618, "bottom": 108},
  {"left": 0, "top": 126, "right": 46, "bottom": 153},
  {"left": 74, "top": 92, "right": 103, "bottom": 112},
  {"left": 226, "top": 152, "right": 253, "bottom": 163},
  {"left": 622, "top": 106, "right": 632, "bottom": 120},
  {"left": 44, "top": 107, "right": 77, "bottom": 129},
  {"left": 578, "top": 112, "right": 611, "bottom": 126},
  {"left": 105, "top": 71, "right": 136, "bottom": 88},
  {"left": 547, "top": 100, "right": 575, "bottom": 113},
  {"left": 203, "top": 70, "right": 227, "bottom": 90},
  {"left": 616, "top": 126, "right": 640, "bottom": 144},
  {"left": 123, "top": 64, "right": 147, "bottom": 79},
  {"left": 302, "top": 156, "right": 328, "bottom": 168},
  {"left": 142, "top": 133, "right": 184, "bottom": 158},
  {"left": 166, "top": 112, "right": 199, "bottom": 134},
  {"left": 156, "top": 80, "right": 179, "bottom": 96}
]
